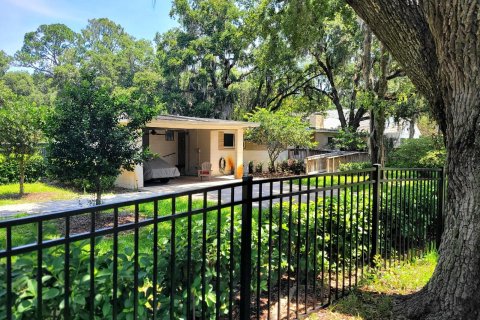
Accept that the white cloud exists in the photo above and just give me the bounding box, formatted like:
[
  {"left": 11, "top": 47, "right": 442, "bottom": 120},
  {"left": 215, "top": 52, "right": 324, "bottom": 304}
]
[{"left": 4, "top": 0, "right": 81, "bottom": 21}]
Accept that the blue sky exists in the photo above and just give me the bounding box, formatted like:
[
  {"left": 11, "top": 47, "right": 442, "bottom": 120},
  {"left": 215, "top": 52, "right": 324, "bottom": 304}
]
[{"left": 0, "top": 0, "right": 177, "bottom": 55}]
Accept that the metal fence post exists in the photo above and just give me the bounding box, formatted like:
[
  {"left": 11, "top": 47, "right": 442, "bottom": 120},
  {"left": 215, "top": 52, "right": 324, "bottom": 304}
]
[
  {"left": 436, "top": 167, "right": 445, "bottom": 249},
  {"left": 370, "top": 164, "right": 382, "bottom": 266},
  {"left": 239, "top": 176, "right": 253, "bottom": 320}
]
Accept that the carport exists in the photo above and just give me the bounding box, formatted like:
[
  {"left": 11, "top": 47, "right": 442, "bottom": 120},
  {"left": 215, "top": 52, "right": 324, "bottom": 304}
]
[{"left": 115, "top": 115, "right": 257, "bottom": 189}]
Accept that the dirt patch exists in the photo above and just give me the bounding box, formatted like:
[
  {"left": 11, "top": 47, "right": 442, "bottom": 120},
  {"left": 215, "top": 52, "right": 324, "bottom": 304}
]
[
  {"left": 250, "top": 172, "right": 302, "bottom": 179},
  {"left": 0, "top": 192, "right": 61, "bottom": 202},
  {"left": 56, "top": 210, "right": 144, "bottom": 235}
]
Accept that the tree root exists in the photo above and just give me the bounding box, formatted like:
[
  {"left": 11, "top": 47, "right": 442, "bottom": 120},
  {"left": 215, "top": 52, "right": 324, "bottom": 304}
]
[{"left": 392, "top": 288, "right": 434, "bottom": 320}]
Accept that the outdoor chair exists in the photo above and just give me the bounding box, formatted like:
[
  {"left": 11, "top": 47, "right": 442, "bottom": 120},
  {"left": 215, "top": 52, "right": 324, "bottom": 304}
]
[{"left": 198, "top": 162, "right": 212, "bottom": 180}]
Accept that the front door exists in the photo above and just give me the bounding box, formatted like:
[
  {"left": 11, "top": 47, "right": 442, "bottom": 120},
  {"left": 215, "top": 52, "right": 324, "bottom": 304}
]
[{"left": 177, "top": 131, "right": 186, "bottom": 175}]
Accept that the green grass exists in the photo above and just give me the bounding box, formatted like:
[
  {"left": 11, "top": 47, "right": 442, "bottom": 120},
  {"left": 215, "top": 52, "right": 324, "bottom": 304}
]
[
  {"left": 0, "top": 196, "right": 230, "bottom": 255},
  {"left": 310, "top": 252, "right": 438, "bottom": 320},
  {"left": 0, "top": 182, "right": 78, "bottom": 206},
  {"left": 292, "top": 174, "right": 368, "bottom": 187}
]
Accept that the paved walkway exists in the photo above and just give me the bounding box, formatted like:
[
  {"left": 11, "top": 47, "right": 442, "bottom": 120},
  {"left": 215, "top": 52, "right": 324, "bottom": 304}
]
[
  {"left": 0, "top": 176, "right": 241, "bottom": 218},
  {"left": 0, "top": 176, "right": 323, "bottom": 218}
]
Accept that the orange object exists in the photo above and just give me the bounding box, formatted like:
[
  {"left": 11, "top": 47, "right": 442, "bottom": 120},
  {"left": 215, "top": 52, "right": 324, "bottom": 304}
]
[
  {"left": 235, "top": 165, "right": 243, "bottom": 179},
  {"left": 226, "top": 156, "right": 235, "bottom": 171}
]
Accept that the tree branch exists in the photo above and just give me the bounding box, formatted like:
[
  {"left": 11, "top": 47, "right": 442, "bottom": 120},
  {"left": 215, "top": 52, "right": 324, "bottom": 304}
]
[{"left": 345, "top": 0, "right": 440, "bottom": 108}]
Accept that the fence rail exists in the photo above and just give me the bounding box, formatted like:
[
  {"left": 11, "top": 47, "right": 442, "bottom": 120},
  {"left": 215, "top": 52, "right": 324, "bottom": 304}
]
[
  {"left": 304, "top": 152, "right": 370, "bottom": 174},
  {"left": 0, "top": 166, "right": 444, "bottom": 320}
]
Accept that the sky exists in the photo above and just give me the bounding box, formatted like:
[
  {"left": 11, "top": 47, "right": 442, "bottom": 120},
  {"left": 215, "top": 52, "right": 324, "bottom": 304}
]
[{"left": 0, "top": 0, "right": 178, "bottom": 56}]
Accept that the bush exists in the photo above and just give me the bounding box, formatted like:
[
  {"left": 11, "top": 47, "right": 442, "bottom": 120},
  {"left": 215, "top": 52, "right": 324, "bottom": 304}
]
[
  {"left": 0, "top": 154, "right": 46, "bottom": 184},
  {"left": 67, "top": 176, "right": 117, "bottom": 193},
  {"left": 0, "top": 183, "right": 438, "bottom": 319},
  {"left": 331, "top": 129, "right": 368, "bottom": 151},
  {"left": 248, "top": 161, "right": 254, "bottom": 174},
  {"left": 338, "top": 161, "right": 372, "bottom": 172},
  {"left": 255, "top": 162, "right": 264, "bottom": 173},
  {"left": 279, "top": 159, "right": 305, "bottom": 174},
  {"left": 388, "top": 136, "right": 445, "bottom": 168},
  {"left": 419, "top": 150, "right": 446, "bottom": 168}
]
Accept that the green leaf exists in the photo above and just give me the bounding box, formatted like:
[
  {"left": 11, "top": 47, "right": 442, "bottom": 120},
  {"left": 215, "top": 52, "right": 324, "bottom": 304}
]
[{"left": 43, "top": 288, "right": 60, "bottom": 300}]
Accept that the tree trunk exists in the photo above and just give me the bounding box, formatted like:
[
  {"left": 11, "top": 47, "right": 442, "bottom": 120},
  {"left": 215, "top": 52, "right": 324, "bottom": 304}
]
[
  {"left": 18, "top": 157, "right": 25, "bottom": 197},
  {"left": 370, "top": 45, "right": 389, "bottom": 165},
  {"left": 95, "top": 176, "right": 102, "bottom": 205},
  {"left": 395, "top": 142, "right": 480, "bottom": 320},
  {"left": 409, "top": 117, "right": 415, "bottom": 139},
  {"left": 346, "top": 1, "right": 480, "bottom": 318},
  {"left": 369, "top": 105, "right": 385, "bottom": 165}
]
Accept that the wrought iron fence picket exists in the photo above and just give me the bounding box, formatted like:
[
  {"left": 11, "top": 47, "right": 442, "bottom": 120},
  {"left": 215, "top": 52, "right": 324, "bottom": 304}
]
[{"left": 0, "top": 166, "right": 444, "bottom": 320}]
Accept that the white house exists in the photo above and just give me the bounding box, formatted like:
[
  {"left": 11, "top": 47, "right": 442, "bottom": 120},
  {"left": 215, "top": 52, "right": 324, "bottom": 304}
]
[
  {"left": 115, "top": 115, "right": 258, "bottom": 189},
  {"left": 309, "top": 110, "right": 421, "bottom": 149}
]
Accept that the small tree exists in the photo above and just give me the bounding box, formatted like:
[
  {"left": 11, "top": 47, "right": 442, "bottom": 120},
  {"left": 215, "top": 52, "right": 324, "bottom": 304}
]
[
  {"left": 246, "top": 108, "right": 316, "bottom": 171},
  {"left": 331, "top": 128, "right": 368, "bottom": 152},
  {"left": 0, "top": 98, "right": 45, "bottom": 196},
  {"left": 45, "top": 71, "right": 156, "bottom": 204}
]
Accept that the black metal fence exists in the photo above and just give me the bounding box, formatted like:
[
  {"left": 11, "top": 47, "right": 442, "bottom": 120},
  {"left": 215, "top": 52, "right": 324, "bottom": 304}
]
[{"left": 0, "top": 166, "right": 444, "bottom": 320}]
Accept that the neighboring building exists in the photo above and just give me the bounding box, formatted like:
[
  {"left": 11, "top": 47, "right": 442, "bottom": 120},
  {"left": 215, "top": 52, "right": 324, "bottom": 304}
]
[
  {"left": 307, "top": 110, "right": 421, "bottom": 149},
  {"left": 115, "top": 115, "right": 258, "bottom": 189}
]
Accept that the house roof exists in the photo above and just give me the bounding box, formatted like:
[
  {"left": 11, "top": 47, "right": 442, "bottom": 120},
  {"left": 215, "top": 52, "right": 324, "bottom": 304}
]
[
  {"left": 313, "top": 128, "right": 340, "bottom": 133},
  {"left": 146, "top": 115, "right": 259, "bottom": 130}
]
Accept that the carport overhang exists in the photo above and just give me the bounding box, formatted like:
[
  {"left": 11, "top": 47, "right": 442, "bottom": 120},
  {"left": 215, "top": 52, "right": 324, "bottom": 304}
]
[{"left": 145, "top": 115, "right": 259, "bottom": 130}]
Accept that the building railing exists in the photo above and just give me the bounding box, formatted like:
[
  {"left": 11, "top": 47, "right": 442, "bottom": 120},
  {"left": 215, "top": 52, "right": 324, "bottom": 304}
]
[{"left": 0, "top": 166, "right": 444, "bottom": 320}]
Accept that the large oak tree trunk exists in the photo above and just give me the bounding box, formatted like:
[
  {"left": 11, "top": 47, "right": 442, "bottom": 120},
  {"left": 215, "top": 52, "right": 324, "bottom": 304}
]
[{"left": 345, "top": 1, "right": 480, "bottom": 318}]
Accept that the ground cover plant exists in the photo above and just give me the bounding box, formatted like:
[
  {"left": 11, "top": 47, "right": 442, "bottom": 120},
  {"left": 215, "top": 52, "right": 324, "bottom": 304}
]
[
  {"left": 310, "top": 252, "right": 437, "bottom": 320},
  {"left": 0, "top": 174, "right": 439, "bottom": 319}
]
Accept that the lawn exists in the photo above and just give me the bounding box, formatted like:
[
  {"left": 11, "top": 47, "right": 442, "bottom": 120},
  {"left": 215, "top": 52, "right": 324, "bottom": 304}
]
[
  {"left": 0, "top": 182, "right": 78, "bottom": 206},
  {"left": 291, "top": 174, "right": 369, "bottom": 188},
  {"left": 310, "top": 252, "right": 438, "bottom": 320}
]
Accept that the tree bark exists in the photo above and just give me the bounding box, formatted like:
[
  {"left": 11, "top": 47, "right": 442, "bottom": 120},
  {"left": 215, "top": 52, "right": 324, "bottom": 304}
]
[
  {"left": 346, "top": 1, "right": 480, "bottom": 318},
  {"left": 370, "top": 45, "right": 389, "bottom": 165},
  {"left": 409, "top": 117, "right": 415, "bottom": 139},
  {"left": 95, "top": 176, "right": 102, "bottom": 206},
  {"left": 18, "top": 156, "right": 25, "bottom": 197}
]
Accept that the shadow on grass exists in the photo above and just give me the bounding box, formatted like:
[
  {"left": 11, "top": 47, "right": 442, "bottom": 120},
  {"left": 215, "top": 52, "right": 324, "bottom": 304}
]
[
  {"left": 0, "top": 192, "right": 22, "bottom": 200},
  {"left": 312, "top": 253, "right": 437, "bottom": 320},
  {"left": 324, "top": 289, "right": 401, "bottom": 320}
]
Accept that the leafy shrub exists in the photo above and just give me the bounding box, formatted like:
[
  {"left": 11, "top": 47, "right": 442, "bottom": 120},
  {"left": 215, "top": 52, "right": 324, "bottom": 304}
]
[
  {"left": 248, "top": 161, "right": 254, "bottom": 174},
  {"left": 388, "top": 136, "right": 445, "bottom": 168},
  {"left": 0, "top": 154, "right": 46, "bottom": 184},
  {"left": 279, "top": 159, "right": 305, "bottom": 174},
  {"left": 338, "top": 161, "right": 372, "bottom": 172},
  {"left": 419, "top": 150, "right": 446, "bottom": 168},
  {"left": 70, "top": 176, "right": 117, "bottom": 193},
  {"left": 379, "top": 180, "right": 439, "bottom": 259},
  {"left": 0, "top": 181, "right": 438, "bottom": 319},
  {"left": 255, "top": 162, "right": 263, "bottom": 173},
  {"left": 330, "top": 129, "right": 368, "bottom": 151}
]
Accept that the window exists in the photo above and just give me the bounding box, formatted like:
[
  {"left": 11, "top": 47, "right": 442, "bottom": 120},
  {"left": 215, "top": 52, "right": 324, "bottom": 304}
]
[
  {"left": 165, "top": 130, "right": 174, "bottom": 141},
  {"left": 223, "top": 133, "right": 235, "bottom": 148}
]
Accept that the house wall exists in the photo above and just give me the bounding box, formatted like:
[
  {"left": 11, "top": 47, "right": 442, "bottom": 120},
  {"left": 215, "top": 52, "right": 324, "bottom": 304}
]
[
  {"left": 115, "top": 164, "right": 144, "bottom": 189},
  {"left": 314, "top": 132, "right": 338, "bottom": 149},
  {"left": 149, "top": 131, "right": 178, "bottom": 167},
  {"left": 244, "top": 141, "right": 288, "bottom": 172},
  {"left": 187, "top": 129, "right": 211, "bottom": 175},
  {"left": 209, "top": 129, "right": 238, "bottom": 175}
]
